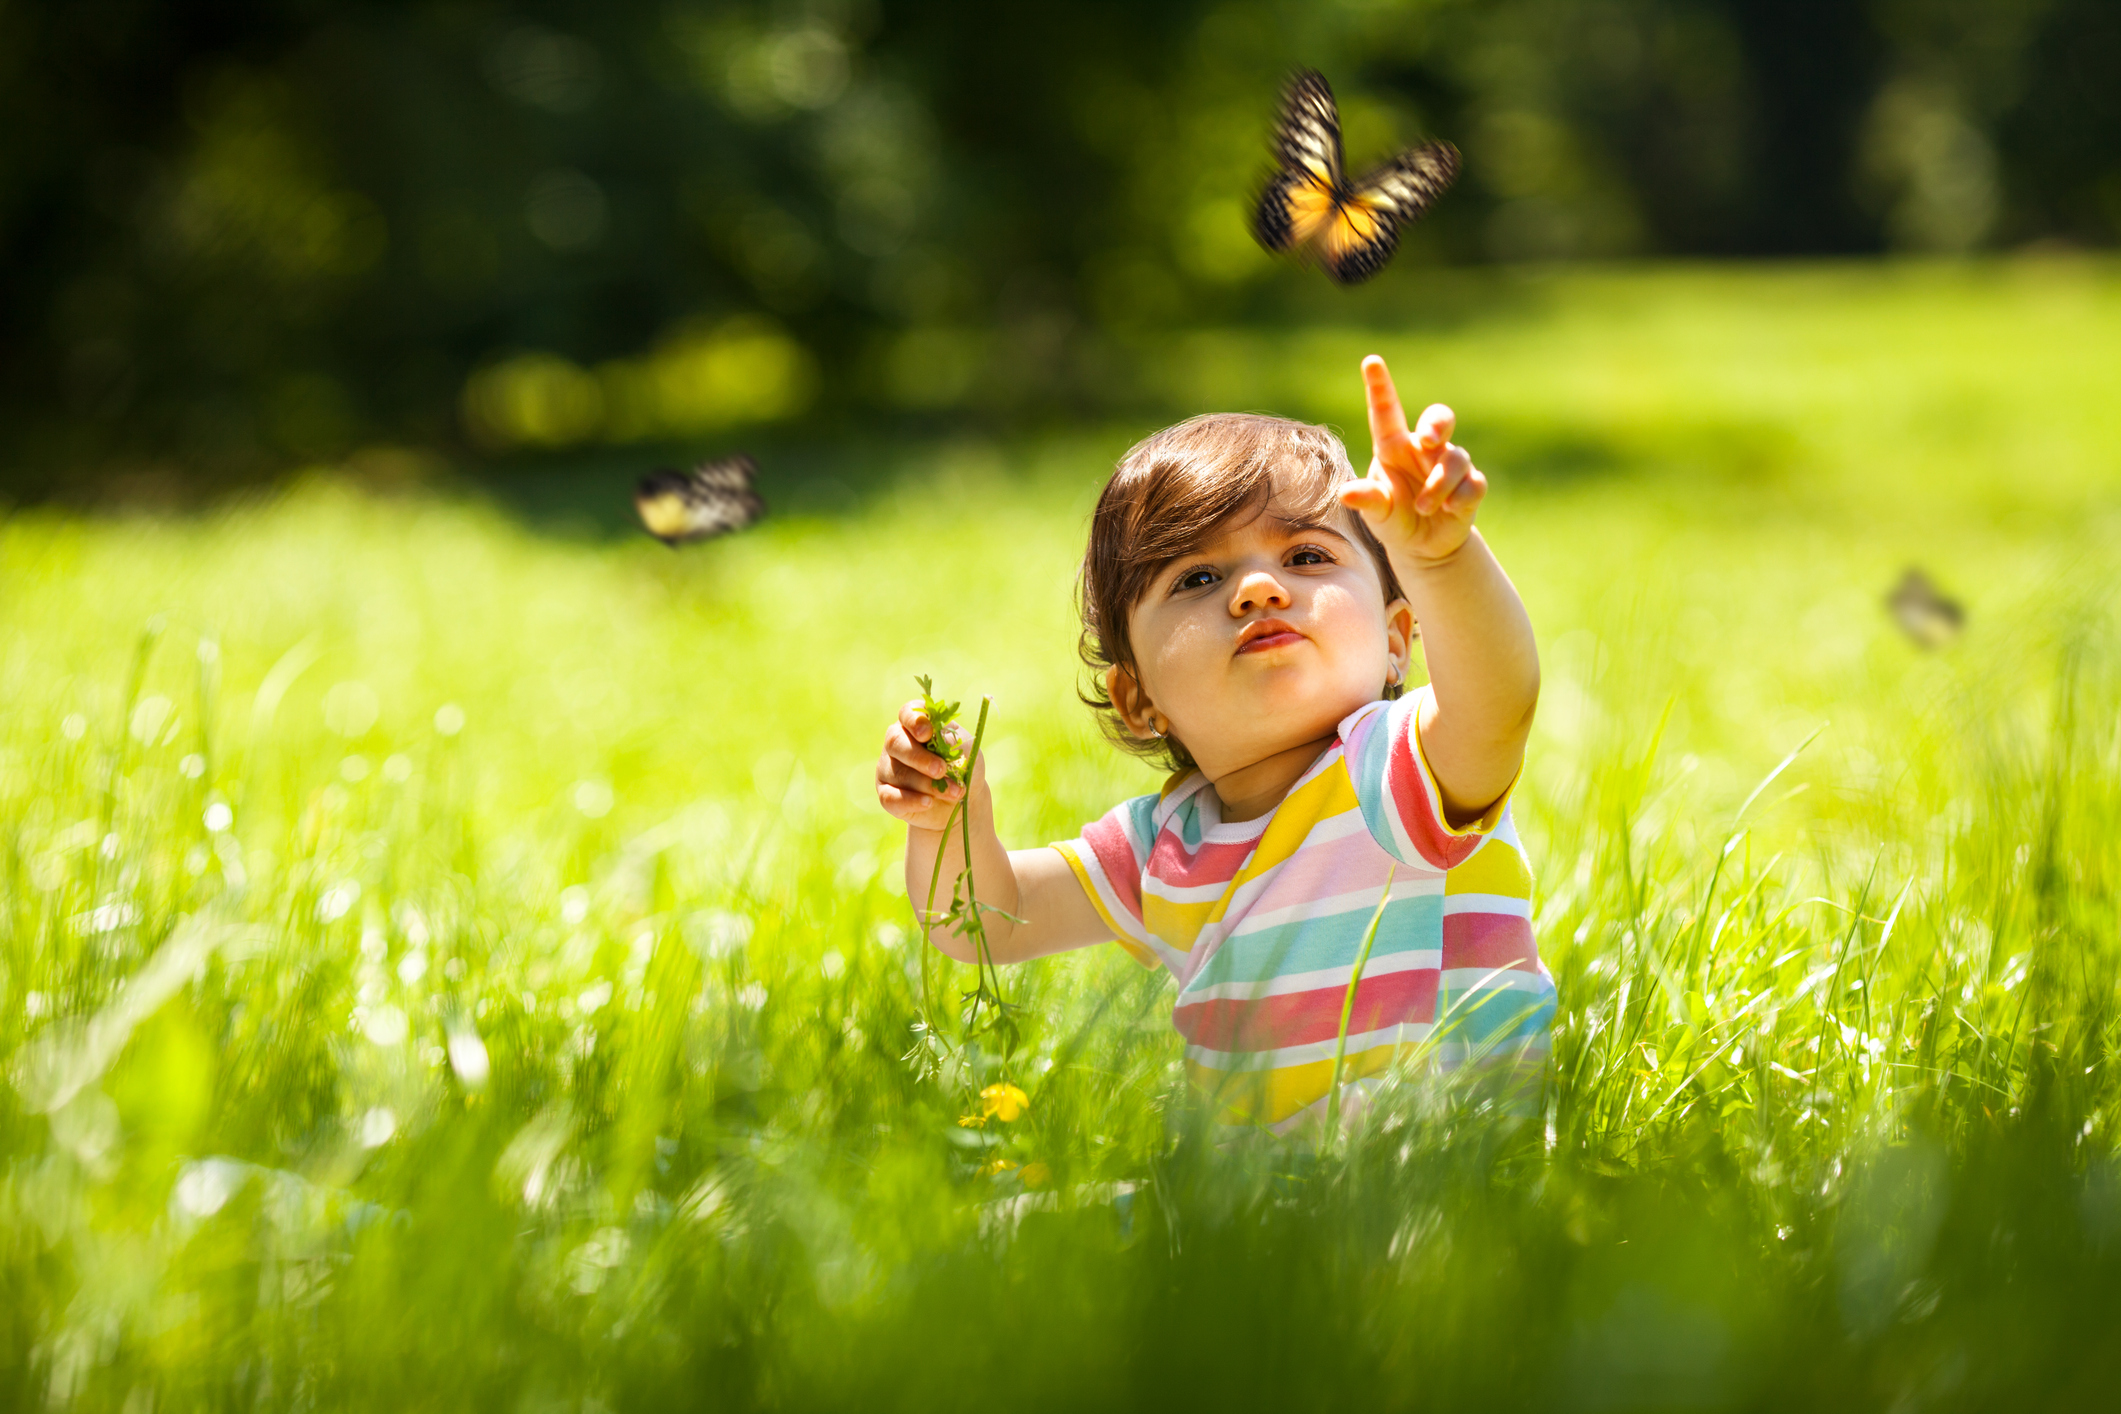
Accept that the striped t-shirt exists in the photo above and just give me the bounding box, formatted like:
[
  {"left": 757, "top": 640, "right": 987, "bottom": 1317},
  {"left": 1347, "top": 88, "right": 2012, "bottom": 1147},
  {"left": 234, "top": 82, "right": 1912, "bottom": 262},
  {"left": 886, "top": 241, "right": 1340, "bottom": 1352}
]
[{"left": 1053, "top": 690, "right": 1555, "bottom": 1129}]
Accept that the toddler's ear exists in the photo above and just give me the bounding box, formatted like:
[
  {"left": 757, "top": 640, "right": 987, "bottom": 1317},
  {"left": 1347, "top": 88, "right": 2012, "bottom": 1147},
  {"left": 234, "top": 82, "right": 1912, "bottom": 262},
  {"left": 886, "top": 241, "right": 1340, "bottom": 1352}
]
[
  {"left": 1103, "top": 665, "right": 1158, "bottom": 739},
  {"left": 1386, "top": 598, "right": 1417, "bottom": 660}
]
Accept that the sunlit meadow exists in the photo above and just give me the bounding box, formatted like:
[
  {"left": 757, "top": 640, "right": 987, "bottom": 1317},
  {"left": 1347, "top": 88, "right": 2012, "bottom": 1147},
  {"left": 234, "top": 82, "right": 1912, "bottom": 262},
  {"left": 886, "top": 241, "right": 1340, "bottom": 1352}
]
[{"left": 4, "top": 261, "right": 2121, "bottom": 1410}]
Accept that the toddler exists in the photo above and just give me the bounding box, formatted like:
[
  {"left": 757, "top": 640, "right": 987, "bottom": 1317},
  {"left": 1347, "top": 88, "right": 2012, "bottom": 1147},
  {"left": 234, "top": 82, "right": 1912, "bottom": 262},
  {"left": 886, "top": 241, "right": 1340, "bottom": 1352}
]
[{"left": 875, "top": 357, "right": 1554, "bottom": 1129}]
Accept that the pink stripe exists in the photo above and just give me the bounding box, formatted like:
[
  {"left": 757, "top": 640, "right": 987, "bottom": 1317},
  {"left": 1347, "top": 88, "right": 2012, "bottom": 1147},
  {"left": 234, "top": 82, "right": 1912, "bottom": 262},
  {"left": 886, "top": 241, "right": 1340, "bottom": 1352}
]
[
  {"left": 1174, "top": 969, "right": 1439, "bottom": 1052},
  {"left": 1251, "top": 824, "right": 1399, "bottom": 901},
  {"left": 1146, "top": 832, "right": 1258, "bottom": 886},
  {"left": 1441, "top": 912, "right": 1539, "bottom": 972},
  {"left": 1080, "top": 816, "right": 1145, "bottom": 927},
  {"left": 1386, "top": 716, "right": 1481, "bottom": 870}
]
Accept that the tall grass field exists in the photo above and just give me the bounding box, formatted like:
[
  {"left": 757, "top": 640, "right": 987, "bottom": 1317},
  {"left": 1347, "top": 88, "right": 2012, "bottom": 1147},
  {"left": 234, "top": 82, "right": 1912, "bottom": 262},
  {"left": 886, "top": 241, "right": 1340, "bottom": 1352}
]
[{"left": 4, "top": 261, "right": 2121, "bottom": 1410}]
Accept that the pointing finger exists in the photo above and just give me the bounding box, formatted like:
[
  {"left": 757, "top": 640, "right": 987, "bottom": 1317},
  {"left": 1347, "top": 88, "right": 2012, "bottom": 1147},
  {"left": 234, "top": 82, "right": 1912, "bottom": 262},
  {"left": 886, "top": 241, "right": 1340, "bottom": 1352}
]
[{"left": 1362, "top": 355, "right": 1410, "bottom": 453}]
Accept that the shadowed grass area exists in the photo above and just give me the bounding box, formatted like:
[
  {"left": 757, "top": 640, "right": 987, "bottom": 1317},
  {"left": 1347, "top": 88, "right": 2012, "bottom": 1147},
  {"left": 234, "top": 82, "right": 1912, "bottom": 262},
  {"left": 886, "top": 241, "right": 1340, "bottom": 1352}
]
[{"left": 2, "top": 260, "right": 2120, "bottom": 1409}]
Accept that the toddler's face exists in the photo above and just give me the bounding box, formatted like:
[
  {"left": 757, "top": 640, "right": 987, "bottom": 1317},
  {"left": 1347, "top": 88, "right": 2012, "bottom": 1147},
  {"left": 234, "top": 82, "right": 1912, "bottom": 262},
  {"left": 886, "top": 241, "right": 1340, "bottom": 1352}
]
[{"left": 1120, "top": 481, "right": 1410, "bottom": 781}]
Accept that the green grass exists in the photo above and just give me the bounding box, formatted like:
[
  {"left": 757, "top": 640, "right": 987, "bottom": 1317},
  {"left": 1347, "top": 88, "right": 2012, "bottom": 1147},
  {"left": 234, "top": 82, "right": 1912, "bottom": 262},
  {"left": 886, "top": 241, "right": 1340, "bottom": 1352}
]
[{"left": 4, "top": 259, "right": 2121, "bottom": 1410}]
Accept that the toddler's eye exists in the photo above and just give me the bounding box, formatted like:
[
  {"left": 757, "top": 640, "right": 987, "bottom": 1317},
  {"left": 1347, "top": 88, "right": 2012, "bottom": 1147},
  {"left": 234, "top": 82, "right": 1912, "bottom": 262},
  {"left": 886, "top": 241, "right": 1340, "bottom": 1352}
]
[
  {"left": 1172, "top": 565, "right": 1220, "bottom": 592},
  {"left": 1288, "top": 545, "right": 1335, "bottom": 567}
]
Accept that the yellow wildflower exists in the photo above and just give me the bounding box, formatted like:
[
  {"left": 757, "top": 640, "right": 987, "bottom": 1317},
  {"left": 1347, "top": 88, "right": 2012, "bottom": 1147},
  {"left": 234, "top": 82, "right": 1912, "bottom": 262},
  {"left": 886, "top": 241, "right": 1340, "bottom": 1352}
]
[
  {"left": 1019, "top": 1162, "right": 1051, "bottom": 1188},
  {"left": 956, "top": 1114, "right": 985, "bottom": 1128},
  {"left": 980, "top": 1082, "right": 1029, "bottom": 1122},
  {"left": 977, "top": 1157, "right": 1020, "bottom": 1177}
]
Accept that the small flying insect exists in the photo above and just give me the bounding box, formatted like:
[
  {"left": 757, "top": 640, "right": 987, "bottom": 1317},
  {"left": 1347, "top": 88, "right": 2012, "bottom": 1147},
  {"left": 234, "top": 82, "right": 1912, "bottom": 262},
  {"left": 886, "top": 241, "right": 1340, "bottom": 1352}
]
[
  {"left": 633, "top": 455, "right": 765, "bottom": 546},
  {"left": 1253, "top": 69, "right": 1459, "bottom": 285},
  {"left": 1887, "top": 567, "right": 1966, "bottom": 648}
]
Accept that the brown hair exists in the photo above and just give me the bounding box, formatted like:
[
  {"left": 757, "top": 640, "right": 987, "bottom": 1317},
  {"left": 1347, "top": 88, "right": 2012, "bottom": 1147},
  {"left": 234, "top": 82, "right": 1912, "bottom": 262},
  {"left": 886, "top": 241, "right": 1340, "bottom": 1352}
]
[{"left": 1077, "top": 413, "right": 1408, "bottom": 773}]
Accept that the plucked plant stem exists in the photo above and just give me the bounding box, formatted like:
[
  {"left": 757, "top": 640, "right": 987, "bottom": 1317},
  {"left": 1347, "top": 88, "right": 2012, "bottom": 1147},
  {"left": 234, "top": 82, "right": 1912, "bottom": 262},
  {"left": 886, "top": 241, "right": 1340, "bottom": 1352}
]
[{"left": 913, "top": 677, "right": 1019, "bottom": 1063}]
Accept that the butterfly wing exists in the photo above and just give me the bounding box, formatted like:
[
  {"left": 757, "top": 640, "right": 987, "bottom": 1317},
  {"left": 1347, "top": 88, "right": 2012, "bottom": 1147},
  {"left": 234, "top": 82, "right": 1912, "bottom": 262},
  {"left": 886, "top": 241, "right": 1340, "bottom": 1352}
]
[
  {"left": 1272, "top": 70, "right": 1346, "bottom": 188},
  {"left": 1255, "top": 168, "right": 1344, "bottom": 253},
  {"left": 633, "top": 454, "right": 766, "bottom": 546},
  {"left": 1350, "top": 141, "right": 1460, "bottom": 226},
  {"left": 1886, "top": 568, "right": 1965, "bottom": 648},
  {"left": 1254, "top": 69, "right": 1347, "bottom": 254},
  {"left": 1320, "top": 142, "right": 1461, "bottom": 285}
]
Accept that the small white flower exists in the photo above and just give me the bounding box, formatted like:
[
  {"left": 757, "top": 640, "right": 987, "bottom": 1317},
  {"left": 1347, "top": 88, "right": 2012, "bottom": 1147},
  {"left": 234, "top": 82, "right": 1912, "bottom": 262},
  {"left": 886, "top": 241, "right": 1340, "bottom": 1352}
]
[
  {"left": 174, "top": 1159, "right": 247, "bottom": 1219},
  {"left": 76, "top": 900, "right": 140, "bottom": 934},
  {"left": 572, "top": 779, "right": 614, "bottom": 819},
  {"left": 361, "top": 1004, "right": 409, "bottom": 1047},
  {"left": 448, "top": 1027, "right": 491, "bottom": 1087},
  {"left": 357, "top": 1107, "right": 398, "bottom": 1149},
  {"left": 317, "top": 881, "right": 361, "bottom": 923}
]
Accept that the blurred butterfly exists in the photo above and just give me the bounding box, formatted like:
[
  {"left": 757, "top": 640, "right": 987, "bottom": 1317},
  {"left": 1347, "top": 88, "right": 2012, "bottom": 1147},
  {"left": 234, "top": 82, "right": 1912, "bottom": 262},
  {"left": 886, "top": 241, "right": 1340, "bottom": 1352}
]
[
  {"left": 1253, "top": 69, "right": 1459, "bottom": 285},
  {"left": 634, "top": 455, "right": 765, "bottom": 546},
  {"left": 1887, "top": 567, "right": 1965, "bottom": 648}
]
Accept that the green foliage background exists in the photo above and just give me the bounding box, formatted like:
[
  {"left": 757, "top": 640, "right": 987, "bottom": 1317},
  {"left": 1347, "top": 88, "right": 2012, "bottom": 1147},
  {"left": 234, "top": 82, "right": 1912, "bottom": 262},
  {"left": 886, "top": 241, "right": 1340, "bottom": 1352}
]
[
  {"left": 7, "top": 0, "right": 2121, "bottom": 1401},
  {"left": 3, "top": 263, "right": 2121, "bottom": 1406},
  {"left": 5, "top": 0, "right": 2120, "bottom": 490}
]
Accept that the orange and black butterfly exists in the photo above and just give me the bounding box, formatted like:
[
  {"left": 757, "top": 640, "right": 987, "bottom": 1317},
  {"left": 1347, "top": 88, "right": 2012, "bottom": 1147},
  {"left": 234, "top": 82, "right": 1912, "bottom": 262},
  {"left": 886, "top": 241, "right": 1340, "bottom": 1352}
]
[
  {"left": 1253, "top": 70, "right": 1459, "bottom": 285},
  {"left": 634, "top": 454, "right": 765, "bottom": 546},
  {"left": 1886, "top": 567, "right": 1965, "bottom": 648}
]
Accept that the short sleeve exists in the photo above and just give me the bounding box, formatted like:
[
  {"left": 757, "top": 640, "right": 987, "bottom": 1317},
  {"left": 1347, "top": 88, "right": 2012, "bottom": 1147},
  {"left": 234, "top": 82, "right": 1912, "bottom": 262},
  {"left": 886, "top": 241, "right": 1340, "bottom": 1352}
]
[
  {"left": 1341, "top": 687, "right": 1518, "bottom": 871},
  {"left": 1050, "top": 793, "right": 1162, "bottom": 968}
]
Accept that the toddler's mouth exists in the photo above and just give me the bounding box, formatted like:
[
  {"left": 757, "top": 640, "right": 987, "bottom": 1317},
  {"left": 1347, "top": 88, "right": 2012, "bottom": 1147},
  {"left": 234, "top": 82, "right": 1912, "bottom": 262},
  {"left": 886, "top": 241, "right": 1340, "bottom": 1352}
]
[{"left": 1235, "top": 618, "right": 1305, "bottom": 655}]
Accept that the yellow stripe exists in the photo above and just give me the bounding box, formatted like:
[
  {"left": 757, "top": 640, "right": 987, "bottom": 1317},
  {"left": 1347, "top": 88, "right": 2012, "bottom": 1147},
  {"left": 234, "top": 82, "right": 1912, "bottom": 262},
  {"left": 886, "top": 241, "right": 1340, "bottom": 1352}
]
[
  {"left": 1141, "top": 893, "right": 1217, "bottom": 953},
  {"left": 1444, "top": 838, "right": 1532, "bottom": 898}
]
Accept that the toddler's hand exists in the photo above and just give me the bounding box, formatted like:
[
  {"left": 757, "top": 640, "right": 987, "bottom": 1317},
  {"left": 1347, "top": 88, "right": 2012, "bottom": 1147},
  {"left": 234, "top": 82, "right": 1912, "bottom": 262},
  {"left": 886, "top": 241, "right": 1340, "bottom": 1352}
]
[
  {"left": 1339, "top": 354, "right": 1486, "bottom": 565},
  {"left": 876, "top": 699, "right": 983, "bottom": 833}
]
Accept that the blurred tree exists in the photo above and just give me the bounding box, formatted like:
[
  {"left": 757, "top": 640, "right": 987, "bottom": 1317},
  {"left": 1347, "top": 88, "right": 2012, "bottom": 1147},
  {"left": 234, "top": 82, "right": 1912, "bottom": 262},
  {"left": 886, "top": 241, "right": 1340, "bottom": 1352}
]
[{"left": 0, "top": 0, "right": 2113, "bottom": 495}]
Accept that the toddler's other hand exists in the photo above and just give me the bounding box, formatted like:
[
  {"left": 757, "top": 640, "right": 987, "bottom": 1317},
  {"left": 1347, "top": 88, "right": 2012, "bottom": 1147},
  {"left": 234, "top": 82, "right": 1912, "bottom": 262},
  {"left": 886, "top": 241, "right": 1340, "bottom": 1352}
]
[
  {"left": 877, "top": 699, "right": 981, "bottom": 833},
  {"left": 1339, "top": 354, "right": 1486, "bottom": 565}
]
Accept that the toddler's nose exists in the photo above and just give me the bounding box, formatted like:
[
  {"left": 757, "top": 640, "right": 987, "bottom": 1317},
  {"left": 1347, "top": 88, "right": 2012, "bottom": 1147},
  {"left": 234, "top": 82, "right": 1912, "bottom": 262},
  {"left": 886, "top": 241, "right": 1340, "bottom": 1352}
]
[{"left": 1229, "top": 569, "right": 1292, "bottom": 616}]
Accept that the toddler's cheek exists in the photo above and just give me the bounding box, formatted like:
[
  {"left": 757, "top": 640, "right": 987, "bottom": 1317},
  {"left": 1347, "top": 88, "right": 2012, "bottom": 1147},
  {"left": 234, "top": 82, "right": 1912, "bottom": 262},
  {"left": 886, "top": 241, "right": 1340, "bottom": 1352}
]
[
  {"left": 1310, "top": 582, "right": 1385, "bottom": 635},
  {"left": 1150, "top": 619, "right": 1223, "bottom": 670}
]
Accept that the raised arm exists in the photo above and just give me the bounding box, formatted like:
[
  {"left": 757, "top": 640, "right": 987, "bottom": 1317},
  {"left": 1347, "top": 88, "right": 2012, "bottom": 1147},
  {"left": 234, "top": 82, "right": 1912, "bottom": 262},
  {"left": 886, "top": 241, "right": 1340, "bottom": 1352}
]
[
  {"left": 1338, "top": 355, "right": 1539, "bottom": 824},
  {"left": 876, "top": 700, "right": 1110, "bottom": 963}
]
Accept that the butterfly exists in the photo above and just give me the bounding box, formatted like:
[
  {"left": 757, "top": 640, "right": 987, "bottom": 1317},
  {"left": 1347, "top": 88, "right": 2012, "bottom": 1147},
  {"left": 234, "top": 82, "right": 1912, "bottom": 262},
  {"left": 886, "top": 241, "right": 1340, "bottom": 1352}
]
[
  {"left": 1252, "top": 69, "right": 1459, "bottom": 285},
  {"left": 633, "top": 455, "right": 766, "bottom": 546},
  {"left": 1886, "top": 567, "right": 1965, "bottom": 648}
]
